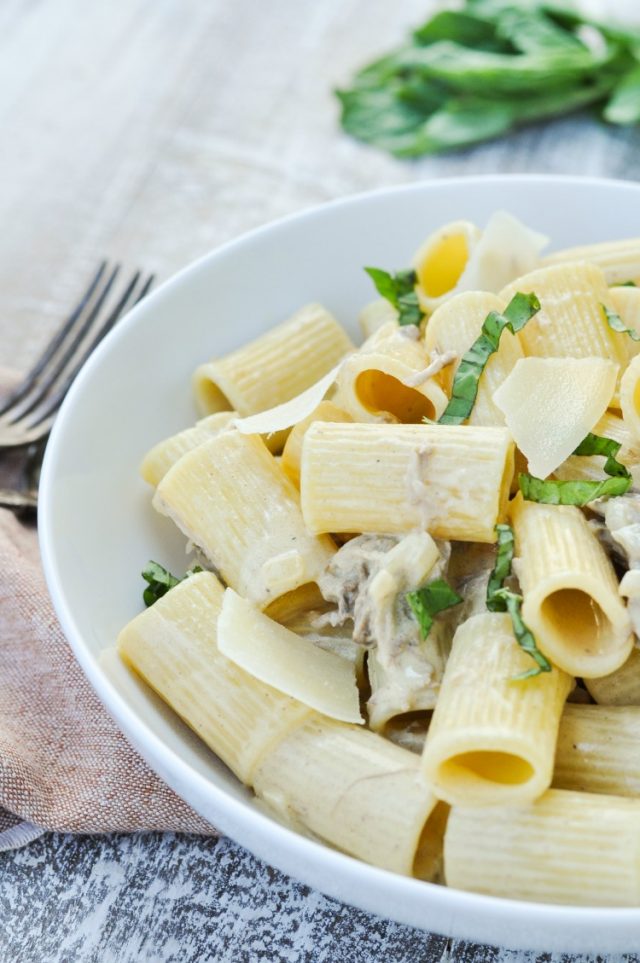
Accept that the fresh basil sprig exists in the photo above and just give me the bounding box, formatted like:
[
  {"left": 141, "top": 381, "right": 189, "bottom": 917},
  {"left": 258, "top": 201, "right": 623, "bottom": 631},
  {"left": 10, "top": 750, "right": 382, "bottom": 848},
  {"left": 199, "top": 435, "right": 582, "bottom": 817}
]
[
  {"left": 406, "top": 578, "right": 462, "bottom": 639},
  {"left": 438, "top": 291, "right": 540, "bottom": 425},
  {"left": 364, "top": 266, "right": 424, "bottom": 327},
  {"left": 142, "top": 561, "right": 203, "bottom": 607},
  {"left": 486, "top": 523, "right": 551, "bottom": 679},
  {"left": 519, "top": 433, "right": 632, "bottom": 506},
  {"left": 602, "top": 302, "right": 640, "bottom": 342}
]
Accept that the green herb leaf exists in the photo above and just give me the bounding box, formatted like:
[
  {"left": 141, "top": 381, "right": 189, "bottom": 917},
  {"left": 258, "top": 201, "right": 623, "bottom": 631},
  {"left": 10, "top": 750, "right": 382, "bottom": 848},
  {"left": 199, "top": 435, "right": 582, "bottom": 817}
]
[
  {"left": 604, "top": 64, "right": 640, "bottom": 125},
  {"left": 519, "top": 432, "right": 633, "bottom": 506},
  {"left": 406, "top": 578, "right": 463, "bottom": 639},
  {"left": 364, "top": 266, "right": 424, "bottom": 326},
  {"left": 337, "top": 0, "right": 637, "bottom": 158},
  {"left": 486, "top": 523, "right": 516, "bottom": 611},
  {"left": 142, "top": 560, "right": 203, "bottom": 607},
  {"left": 485, "top": 523, "right": 551, "bottom": 677},
  {"left": 438, "top": 291, "right": 540, "bottom": 425},
  {"left": 619, "top": 281, "right": 638, "bottom": 287},
  {"left": 602, "top": 301, "right": 640, "bottom": 342}
]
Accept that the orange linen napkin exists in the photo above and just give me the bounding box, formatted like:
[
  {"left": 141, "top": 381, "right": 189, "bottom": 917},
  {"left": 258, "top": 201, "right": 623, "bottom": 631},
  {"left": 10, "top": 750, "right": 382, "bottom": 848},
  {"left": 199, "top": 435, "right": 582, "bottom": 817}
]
[{"left": 0, "top": 507, "right": 214, "bottom": 849}]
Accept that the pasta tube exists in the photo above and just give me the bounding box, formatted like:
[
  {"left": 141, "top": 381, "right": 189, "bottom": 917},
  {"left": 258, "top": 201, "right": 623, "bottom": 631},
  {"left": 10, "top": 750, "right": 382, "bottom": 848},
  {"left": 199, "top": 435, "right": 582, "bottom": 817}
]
[
  {"left": 119, "top": 572, "right": 446, "bottom": 878},
  {"left": 511, "top": 495, "right": 633, "bottom": 678},
  {"left": 554, "top": 704, "right": 640, "bottom": 797},
  {"left": 500, "top": 261, "right": 629, "bottom": 373},
  {"left": 117, "top": 572, "right": 312, "bottom": 783},
  {"left": 140, "top": 412, "right": 236, "bottom": 487},
  {"left": 252, "top": 716, "right": 448, "bottom": 879},
  {"left": 358, "top": 299, "right": 397, "bottom": 340},
  {"left": 445, "top": 788, "right": 640, "bottom": 906},
  {"left": 585, "top": 646, "right": 640, "bottom": 705},
  {"left": 424, "top": 291, "right": 523, "bottom": 426},
  {"left": 610, "top": 285, "right": 640, "bottom": 358},
  {"left": 300, "top": 421, "right": 514, "bottom": 542},
  {"left": 154, "top": 431, "right": 335, "bottom": 609},
  {"left": 192, "top": 302, "right": 354, "bottom": 417},
  {"left": 412, "top": 220, "right": 481, "bottom": 311},
  {"left": 421, "top": 613, "right": 572, "bottom": 807},
  {"left": 621, "top": 355, "right": 640, "bottom": 443},
  {"left": 280, "top": 401, "right": 352, "bottom": 488},
  {"left": 542, "top": 238, "right": 640, "bottom": 286},
  {"left": 333, "top": 321, "right": 448, "bottom": 424}
]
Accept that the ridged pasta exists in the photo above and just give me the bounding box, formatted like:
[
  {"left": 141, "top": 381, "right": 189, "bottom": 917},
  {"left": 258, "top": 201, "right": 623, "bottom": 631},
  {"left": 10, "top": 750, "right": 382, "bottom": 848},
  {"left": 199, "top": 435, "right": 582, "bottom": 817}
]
[
  {"left": 553, "top": 410, "right": 640, "bottom": 483},
  {"left": 542, "top": 238, "right": 640, "bottom": 286},
  {"left": 424, "top": 291, "right": 523, "bottom": 426},
  {"left": 621, "top": 355, "right": 640, "bottom": 444},
  {"left": 358, "top": 299, "right": 398, "bottom": 340},
  {"left": 554, "top": 704, "right": 640, "bottom": 797},
  {"left": 300, "top": 421, "right": 514, "bottom": 542},
  {"left": 445, "top": 788, "right": 640, "bottom": 906},
  {"left": 421, "top": 613, "right": 571, "bottom": 807},
  {"left": 117, "top": 572, "right": 312, "bottom": 784},
  {"left": 333, "top": 321, "right": 448, "bottom": 424},
  {"left": 140, "top": 412, "right": 236, "bottom": 487},
  {"left": 192, "top": 302, "right": 354, "bottom": 418},
  {"left": 585, "top": 646, "right": 640, "bottom": 705},
  {"left": 500, "top": 261, "right": 629, "bottom": 377},
  {"left": 252, "top": 716, "right": 447, "bottom": 879},
  {"left": 610, "top": 285, "right": 640, "bottom": 358},
  {"left": 119, "top": 572, "right": 445, "bottom": 878},
  {"left": 412, "top": 220, "right": 480, "bottom": 312},
  {"left": 280, "top": 401, "right": 352, "bottom": 489},
  {"left": 511, "top": 495, "right": 633, "bottom": 677},
  {"left": 153, "top": 431, "right": 335, "bottom": 608}
]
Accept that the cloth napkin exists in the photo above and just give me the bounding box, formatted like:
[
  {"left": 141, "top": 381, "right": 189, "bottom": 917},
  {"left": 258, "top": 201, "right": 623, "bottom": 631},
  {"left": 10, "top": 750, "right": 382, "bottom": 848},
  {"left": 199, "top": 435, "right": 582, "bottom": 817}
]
[{"left": 0, "top": 506, "right": 214, "bottom": 850}]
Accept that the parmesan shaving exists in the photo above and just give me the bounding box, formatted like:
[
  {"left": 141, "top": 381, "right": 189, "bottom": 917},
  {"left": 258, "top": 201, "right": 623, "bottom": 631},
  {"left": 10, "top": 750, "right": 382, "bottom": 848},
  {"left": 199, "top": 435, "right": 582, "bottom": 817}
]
[
  {"left": 217, "top": 589, "right": 363, "bottom": 724},
  {"left": 234, "top": 361, "right": 348, "bottom": 436},
  {"left": 493, "top": 357, "right": 618, "bottom": 479}
]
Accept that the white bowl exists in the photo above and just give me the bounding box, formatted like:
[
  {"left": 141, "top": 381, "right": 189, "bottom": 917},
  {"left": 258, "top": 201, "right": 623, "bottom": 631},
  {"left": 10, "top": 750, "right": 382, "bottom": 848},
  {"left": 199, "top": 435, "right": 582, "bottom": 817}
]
[{"left": 39, "top": 174, "right": 640, "bottom": 953}]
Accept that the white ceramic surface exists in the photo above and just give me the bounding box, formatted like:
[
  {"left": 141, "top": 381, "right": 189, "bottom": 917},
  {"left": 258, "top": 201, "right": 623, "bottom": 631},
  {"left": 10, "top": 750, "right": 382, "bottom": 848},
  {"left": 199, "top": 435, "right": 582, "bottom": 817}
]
[{"left": 39, "top": 175, "right": 640, "bottom": 953}]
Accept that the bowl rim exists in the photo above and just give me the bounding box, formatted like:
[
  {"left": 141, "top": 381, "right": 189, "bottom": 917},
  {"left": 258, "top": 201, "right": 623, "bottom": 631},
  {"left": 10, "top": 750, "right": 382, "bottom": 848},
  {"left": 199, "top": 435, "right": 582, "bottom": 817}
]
[{"left": 38, "top": 173, "right": 640, "bottom": 952}]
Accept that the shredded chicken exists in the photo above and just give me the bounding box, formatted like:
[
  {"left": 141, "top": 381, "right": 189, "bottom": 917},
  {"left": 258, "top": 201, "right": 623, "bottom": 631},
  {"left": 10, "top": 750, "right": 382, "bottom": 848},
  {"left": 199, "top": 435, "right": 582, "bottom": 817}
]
[{"left": 595, "top": 494, "right": 640, "bottom": 635}]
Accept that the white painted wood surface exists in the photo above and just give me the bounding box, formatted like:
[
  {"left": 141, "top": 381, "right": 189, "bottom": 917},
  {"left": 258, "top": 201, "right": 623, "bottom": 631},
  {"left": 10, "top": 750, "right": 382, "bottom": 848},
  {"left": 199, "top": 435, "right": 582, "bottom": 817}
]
[{"left": 1, "top": 0, "right": 640, "bottom": 959}]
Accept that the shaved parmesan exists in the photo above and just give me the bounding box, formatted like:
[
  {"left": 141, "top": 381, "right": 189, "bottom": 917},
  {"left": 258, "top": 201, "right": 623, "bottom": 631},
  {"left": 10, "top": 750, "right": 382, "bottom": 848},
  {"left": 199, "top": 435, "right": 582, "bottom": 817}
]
[
  {"left": 234, "top": 363, "right": 345, "bottom": 436},
  {"left": 217, "top": 589, "right": 363, "bottom": 724},
  {"left": 493, "top": 357, "right": 618, "bottom": 479},
  {"left": 459, "top": 211, "right": 548, "bottom": 295}
]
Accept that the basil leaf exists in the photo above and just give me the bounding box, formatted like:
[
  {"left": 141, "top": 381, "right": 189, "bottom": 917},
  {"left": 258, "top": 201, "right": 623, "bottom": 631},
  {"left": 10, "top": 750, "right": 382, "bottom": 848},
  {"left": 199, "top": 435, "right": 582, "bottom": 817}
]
[
  {"left": 364, "top": 266, "right": 424, "bottom": 327},
  {"left": 406, "top": 578, "right": 463, "bottom": 639},
  {"left": 438, "top": 291, "right": 540, "bottom": 425},
  {"left": 485, "top": 523, "right": 551, "bottom": 677},
  {"left": 519, "top": 432, "right": 633, "bottom": 506},
  {"left": 413, "top": 10, "right": 506, "bottom": 51},
  {"left": 142, "top": 561, "right": 203, "bottom": 607},
  {"left": 604, "top": 65, "right": 640, "bottom": 125},
  {"left": 486, "top": 523, "right": 515, "bottom": 611},
  {"left": 602, "top": 302, "right": 640, "bottom": 342}
]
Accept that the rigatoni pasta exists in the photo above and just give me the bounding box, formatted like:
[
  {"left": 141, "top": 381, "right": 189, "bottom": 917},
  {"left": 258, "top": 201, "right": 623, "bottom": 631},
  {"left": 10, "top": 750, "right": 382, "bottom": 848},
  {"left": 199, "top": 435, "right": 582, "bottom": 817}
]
[{"left": 120, "top": 213, "right": 640, "bottom": 907}]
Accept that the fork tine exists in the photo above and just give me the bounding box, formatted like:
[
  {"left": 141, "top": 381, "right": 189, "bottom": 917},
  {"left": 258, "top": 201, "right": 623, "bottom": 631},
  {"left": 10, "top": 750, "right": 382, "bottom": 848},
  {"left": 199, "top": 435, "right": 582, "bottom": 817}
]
[
  {"left": 4, "top": 264, "right": 121, "bottom": 424},
  {"left": 28, "top": 269, "right": 150, "bottom": 428},
  {"left": 0, "top": 261, "right": 108, "bottom": 416}
]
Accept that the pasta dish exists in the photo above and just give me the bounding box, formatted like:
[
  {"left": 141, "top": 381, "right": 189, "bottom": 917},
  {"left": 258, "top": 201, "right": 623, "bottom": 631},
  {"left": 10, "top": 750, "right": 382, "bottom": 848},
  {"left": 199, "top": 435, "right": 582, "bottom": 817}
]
[{"left": 116, "top": 211, "right": 640, "bottom": 906}]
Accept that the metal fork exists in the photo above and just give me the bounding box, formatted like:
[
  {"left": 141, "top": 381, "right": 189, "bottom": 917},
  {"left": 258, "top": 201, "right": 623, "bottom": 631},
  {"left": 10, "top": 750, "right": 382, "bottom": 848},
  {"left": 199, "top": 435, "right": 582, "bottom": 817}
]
[{"left": 0, "top": 263, "right": 154, "bottom": 511}]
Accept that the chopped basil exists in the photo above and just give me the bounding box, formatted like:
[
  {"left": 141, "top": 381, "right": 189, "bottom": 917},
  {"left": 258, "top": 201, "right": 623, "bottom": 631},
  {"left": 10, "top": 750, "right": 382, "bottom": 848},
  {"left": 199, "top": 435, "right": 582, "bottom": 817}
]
[
  {"left": 486, "top": 523, "right": 551, "bottom": 678},
  {"left": 364, "top": 266, "right": 424, "bottom": 327},
  {"left": 438, "top": 291, "right": 540, "bottom": 425},
  {"left": 602, "top": 302, "right": 640, "bottom": 342},
  {"left": 142, "top": 560, "right": 203, "bottom": 607},
  {"left": 519, "top": 432, "right": 632, "bottom": 506},
  {"left": 406, "top": 578, "right": 462, "bottom": 639}
]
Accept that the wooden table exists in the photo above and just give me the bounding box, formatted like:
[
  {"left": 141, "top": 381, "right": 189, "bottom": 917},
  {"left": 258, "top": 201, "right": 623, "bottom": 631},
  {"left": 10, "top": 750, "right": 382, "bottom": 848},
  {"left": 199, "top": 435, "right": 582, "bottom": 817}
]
[{"left": 1, "top": 1, "right": 639, "bottom": 959}]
